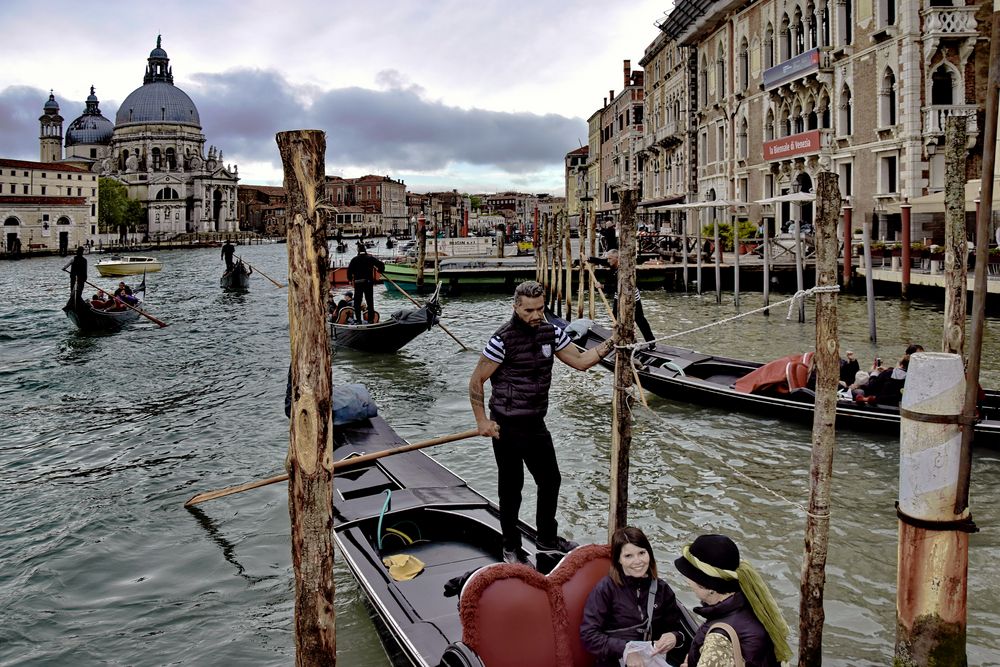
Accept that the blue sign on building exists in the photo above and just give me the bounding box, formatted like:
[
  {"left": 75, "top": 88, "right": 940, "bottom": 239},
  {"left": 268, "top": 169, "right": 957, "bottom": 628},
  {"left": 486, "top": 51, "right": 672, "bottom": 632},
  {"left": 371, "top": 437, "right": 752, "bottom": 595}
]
[{"left": 763, "top": 48, "right": 821, "bottom": 90}]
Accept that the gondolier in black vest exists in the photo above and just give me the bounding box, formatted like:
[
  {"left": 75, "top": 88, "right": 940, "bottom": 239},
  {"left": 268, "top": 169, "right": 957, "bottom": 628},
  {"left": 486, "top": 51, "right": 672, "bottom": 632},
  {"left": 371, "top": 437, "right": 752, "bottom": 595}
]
[
  {"left": 588, "top": 248, "right": 656, "bottom": 348},
  {"left": 469, "top": 280, "right": 617, "bottom": 564},
  {"left": 63, "top": 246, "right": 87, "bottom": 305},
  {"left": 221, "top": 239, "right": 235, "bottom": 273},
  {"left": 347, "top": 243, "right": 385, "bottom": 324}
]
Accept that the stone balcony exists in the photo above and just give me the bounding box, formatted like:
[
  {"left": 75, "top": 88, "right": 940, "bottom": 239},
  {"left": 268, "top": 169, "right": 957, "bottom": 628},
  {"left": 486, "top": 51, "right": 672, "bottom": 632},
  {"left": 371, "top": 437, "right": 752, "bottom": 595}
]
[
  {"left": 923, "top": 104, "right": 979, "bottom": 139},
  {"left": 922, "top": 5, "right": 979, "bottom": 61}
]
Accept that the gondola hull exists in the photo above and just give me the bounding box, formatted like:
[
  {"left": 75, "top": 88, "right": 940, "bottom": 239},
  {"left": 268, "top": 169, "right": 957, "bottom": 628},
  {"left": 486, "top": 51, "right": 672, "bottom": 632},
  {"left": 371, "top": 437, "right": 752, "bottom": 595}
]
[
  {"left": 220, "top": 263, "right": 251, "bottom": 290},
  {"left": 63, "top": 285, "right": 146, "bottom": 334},
  {"left": 566, "top": 319, "right": 1000, "bottom": 446},
  {"left": 332, "top": 415, "right": 694, "bottom": 667},
  {"left": 329, "top": 302, "right": 439, "bottom": 353}
]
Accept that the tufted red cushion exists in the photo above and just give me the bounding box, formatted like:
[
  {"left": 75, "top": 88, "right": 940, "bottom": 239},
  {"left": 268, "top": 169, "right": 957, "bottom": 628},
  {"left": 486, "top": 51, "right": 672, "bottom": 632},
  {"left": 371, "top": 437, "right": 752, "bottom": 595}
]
[{"left": 549, "top": 544, "right": 612, "bottom": 667}]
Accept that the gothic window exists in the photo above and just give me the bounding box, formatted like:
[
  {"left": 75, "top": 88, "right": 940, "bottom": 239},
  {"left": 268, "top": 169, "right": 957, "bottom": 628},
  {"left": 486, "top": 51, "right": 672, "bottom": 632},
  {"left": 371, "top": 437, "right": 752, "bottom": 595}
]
[
  {"left": 739, "top": 117, "right": 749, "bottom": 159},
  {"left": 152, "top": 147, "right": 162, "bottom": 171},
  {"left": 764, "top": 24, "right": 775, "bottom": 69},
  {"left": 716, "top": 42, "right": 726, "bottom": 99},
  {"left": 700, "top": 55, "right": 709, "bottom": 107},
  {"left": 794, "top": 8, "right": 805, "bottom": 55},
  {"left": 879, "top": 68, "right": 897, "bottom": 127},
  {"left": 766, "top": 109, "right": 775, "bottom": 141},
  {"left": 931, "top": 65, "right": 956, "bottom": 105},
  {"left": 807, "top": 2, "right": 818, "bottom": 50},
  {"left": 739, "top": 37, "right": 750, "bottom": 90},
  {"left": 156, "top": 187, "right": 180, "bottom": 200},
  {"left": 839, "top": 85, "right": 853, "bottom": 135},
  {"left": 781, "top": 15, "right": 792, "bottom": 62},
  {"left": 165, "top": 148, "right": 176, "bottom": 170},
  {"left": 820, "top": 0, "right": 831, "bottom": 47}
]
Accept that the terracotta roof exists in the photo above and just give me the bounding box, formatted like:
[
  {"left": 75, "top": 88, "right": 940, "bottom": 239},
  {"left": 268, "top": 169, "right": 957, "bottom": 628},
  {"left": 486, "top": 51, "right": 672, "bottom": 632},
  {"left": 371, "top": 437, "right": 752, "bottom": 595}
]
[
  {"left": 566, "top": 146, "right": 589, "bottom": 156},
  {"left": 239, "top": 184, "right": 286, "bottom": 195},
  {"left": 0, "top": 196, "right": 87, "bottom": 205},
  {"left": 0, "top": 158, "right": 90, "bottom": 173}
]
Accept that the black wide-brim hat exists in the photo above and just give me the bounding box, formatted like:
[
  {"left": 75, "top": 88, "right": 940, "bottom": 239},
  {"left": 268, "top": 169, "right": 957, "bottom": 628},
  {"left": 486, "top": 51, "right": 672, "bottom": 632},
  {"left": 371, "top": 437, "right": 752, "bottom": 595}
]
[{"left": 674, "top": 534, "right": 741, "bottom": 593}]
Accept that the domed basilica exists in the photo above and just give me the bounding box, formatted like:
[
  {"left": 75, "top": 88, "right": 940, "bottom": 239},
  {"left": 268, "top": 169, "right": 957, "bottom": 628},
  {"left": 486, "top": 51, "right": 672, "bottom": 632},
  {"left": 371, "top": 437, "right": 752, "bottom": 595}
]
[{"left": 40, "top": 36, "right": 239, "bottom": 237}]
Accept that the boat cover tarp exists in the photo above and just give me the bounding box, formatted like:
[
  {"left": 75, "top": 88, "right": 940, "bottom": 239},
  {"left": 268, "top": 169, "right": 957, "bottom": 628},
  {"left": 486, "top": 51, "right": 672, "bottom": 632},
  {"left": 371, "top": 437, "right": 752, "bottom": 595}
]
[
  {"left": 733, "top": 353, "right": 802, "bottom": 395},
  {"left": 284, "top": 377, "right": 378, "bottom": 425},
  {"left": 390, "top": 307, "right": 433, "bottom": 325}
]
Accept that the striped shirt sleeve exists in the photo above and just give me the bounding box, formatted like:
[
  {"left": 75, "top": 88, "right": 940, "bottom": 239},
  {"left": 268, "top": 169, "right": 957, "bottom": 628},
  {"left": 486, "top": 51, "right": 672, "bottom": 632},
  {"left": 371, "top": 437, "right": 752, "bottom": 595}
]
[
  {"left": 482, "top": 334, "right": 505, "bottom": 363},
  {"left": 553, "top": 325, "right": 571, "bottom": 352}
]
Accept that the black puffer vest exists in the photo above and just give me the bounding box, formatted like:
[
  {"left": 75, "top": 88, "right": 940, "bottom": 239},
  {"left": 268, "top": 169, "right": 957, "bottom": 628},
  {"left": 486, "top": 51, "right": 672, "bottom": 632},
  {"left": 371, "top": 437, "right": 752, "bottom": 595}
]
[
  {"left": 687, "top": 591, "right": 779, "bottom": 667},
  {"left": 488, "top": 315, "right": 557, "bottom": 419}
]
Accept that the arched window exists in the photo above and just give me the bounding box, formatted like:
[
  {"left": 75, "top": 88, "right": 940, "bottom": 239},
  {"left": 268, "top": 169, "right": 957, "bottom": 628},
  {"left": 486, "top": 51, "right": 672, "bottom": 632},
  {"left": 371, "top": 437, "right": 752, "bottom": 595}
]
[
  {"left": 880, "top": 68, "right": 897, "bottom": 126},
  {"left": 165, "top": 148, "right": 177, "bottom": 170},
  {"left": 152, "top": 147, "right": 162, "bottom": 171},
  {"left": 806, "top": 2, "right": 818, "bottom": 50},
  {"left": 766, "top": 109, "right": 776, "bottom": 141},
  {"left": 716, "top": 42, "right": 726, "bottom": 99},
  {"left": 781, "top": 15, "right": 792, "bottom": 62},
  {"left": 739, "top": 117, "right": 749, "bottom": 159},
  {"left": 740, "top": 37, "right": 750, "bottom": 90},
  {"left": 764, "top": 24, "right": 775, "bottom": 69},
  {"left": 4, "top": 217, "right": 19, "bottom": 226},
  {"left": 781, "top": 106, "right": 792, "bottom": 137},
  {"left": 794, "top": 8, "right": 805, "bottom": 55},
  {"left": 119, "top": 149, "right": 129, "bottom": 171},
  {"left": 155, "top": 187, "right": 180, "bottom": 200},
  {"left": 840, "top": 85, "right": 853, "bottom": 135},
  {"left": 700, "top": 55, "right": 709, "bottom": 107},
  {"left": 57, "top": 216, "right": 71, "bottom": 225},
  {"left": 931, "top": 65, "right": 956, "bottom": 105}
]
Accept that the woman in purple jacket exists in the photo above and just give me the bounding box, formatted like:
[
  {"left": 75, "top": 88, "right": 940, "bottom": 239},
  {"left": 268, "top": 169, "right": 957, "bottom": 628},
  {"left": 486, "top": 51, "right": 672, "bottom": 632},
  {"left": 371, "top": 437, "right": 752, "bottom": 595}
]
[{"left": 581, "top": 526, "right": 689, "bottom": 667}]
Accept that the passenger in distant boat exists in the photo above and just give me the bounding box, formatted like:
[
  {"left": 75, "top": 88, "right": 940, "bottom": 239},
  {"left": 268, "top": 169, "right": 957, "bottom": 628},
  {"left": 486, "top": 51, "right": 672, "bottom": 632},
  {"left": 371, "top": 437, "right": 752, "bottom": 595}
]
[
  {"left": 90, "top": 290, "right": 114, "bottom": 310},
  {"left": 588, "top": 249, "right": 656, "bottom": 349},
  {"left": 64, "top": 246, "right": 87, "bottom": 304},
  {"left": 674, "top": 534, "right": 790, "bottom": 667},
  {"left": 841, "top": 370, "right": 871, "bottom": 400},
  {"left": 347, "top": 243, "right": 385, "bottom": 324},
  {"left": 580, "top": 526, "right": 689, "bottom": 667},
  {"left": 839, "top": 350, "right": 860, "bottom": 386},
  {"left": 221, "top": 239, "right": 235, "bottom": 273},
  {"left": 905, "top": 343, "right": 924, "bottom": 356},
  {"left": 468, "top": 280, "right": 617, "bottom": 565},
  {"left": 599, "top": 220, "right": 618, "bottom": 252},
  {"left": 857, "top": 356, "right": 909, "bottom": 406}
]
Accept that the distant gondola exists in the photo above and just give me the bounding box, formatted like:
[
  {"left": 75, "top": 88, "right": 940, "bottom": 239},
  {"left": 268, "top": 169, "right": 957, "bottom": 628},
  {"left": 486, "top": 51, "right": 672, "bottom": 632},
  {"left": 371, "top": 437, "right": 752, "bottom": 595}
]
[
  {"left": 335, "top": 241, "right": 349, "bottom": 253},
  {"left": 63, "top": 278, "right": 147, "bottom": 333},
  {"left": 220, "top": 259, "right": 252, "bottom": 290},
  {"left": 559, "top": 317, "right": 1000, "bottom": 447},
  {"left": 333, "top": 409, "right": 695, "bottom": 667},
  {"left": 328, "top": 285, "right": 441, "bottom": 353}
]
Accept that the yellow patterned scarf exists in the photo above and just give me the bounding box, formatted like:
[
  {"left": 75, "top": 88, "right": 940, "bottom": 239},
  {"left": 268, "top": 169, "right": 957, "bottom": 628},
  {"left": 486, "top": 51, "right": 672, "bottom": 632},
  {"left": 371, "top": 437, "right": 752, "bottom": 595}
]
[{"left": 682, "top": 546, "right": 792, "bottom": 663}]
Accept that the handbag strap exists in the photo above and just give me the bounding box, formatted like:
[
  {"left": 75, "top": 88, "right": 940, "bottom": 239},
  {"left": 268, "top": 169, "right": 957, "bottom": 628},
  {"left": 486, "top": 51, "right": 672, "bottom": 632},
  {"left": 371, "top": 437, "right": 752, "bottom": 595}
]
[
  {"left": 709, "top": 622, "right": 745, "bottom": 667},
  {"left": 643, "top": 578, "right": 657, "bottom": 641}
]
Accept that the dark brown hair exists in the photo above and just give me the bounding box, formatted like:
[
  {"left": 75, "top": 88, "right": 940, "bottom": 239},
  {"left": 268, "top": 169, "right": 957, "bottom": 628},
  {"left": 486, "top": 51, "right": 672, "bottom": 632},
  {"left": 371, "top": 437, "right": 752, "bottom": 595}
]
[{"left": 609, "top": 526, "right": 658, "bottom": 586}]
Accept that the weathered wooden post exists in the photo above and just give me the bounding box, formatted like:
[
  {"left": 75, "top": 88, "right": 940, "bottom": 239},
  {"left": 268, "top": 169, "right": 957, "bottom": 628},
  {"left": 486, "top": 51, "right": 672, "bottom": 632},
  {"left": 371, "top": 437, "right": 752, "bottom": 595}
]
[
  {"left": 713, "top": 212, "right": 722, "bottom": 304},
  {"left": 589, "top": 204, "right": 597, "bottom": 318},
  {"left": 577, "top": 212, "right": 587, "bottom": 319},
  {"left": 416, "top": 214, "right": 426, "bottom": 292},
  {"left": 733, "top": 213, "right": 741, "bottom": 309},
  {"left": 554, "top": 212, "right": 564, "bottom": 315},
  {"left": 797, "top": 171, "right": 840, "bottom": 665},
  {"left": 894, "top": 352, "right": 971, "bottom": 666},
  {"left": 842, "top": 205, "right": 853, "bottom": 288},
  {"left": 564, "top": 209, "right": 574, "bottom": 318},
  {"left": 276, "top": 129, "right": 336, "bottom": 666},
  {"left": 433, "top": 215, "right": 440, "bottom": 287},
  {"left": 608, "top": 189, "right": 638, "bottom": 537},
  {"left": 862, "top": 215, "right": 877, "bottom": 342},
  {"left": 795, "top": 218, "right": 806, "bottom": 322},
  {"left": 943, "top": 115, "right": 968, "bottom": 356},
  {"left": 763, "top": 215, "right": 771, "bottom": 316},
  {"left": 680, "top": 209, "right": 690, "bottom": 292},
  {"left": 901, "top": 203, "right": 912, "bottom": 299},
  {"left": 696, "top": 207, "right": 704, "bottom": 295}
]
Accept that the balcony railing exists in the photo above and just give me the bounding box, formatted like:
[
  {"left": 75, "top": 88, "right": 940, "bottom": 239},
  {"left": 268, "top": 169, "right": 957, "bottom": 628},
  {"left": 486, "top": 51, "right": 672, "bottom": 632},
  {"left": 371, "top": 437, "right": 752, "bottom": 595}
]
[
  {"left": 923, "top": 105, "right": 979, "bottom": 136},
  {"left": 922, "top": 6, "right": 978, "bottom": 39}
]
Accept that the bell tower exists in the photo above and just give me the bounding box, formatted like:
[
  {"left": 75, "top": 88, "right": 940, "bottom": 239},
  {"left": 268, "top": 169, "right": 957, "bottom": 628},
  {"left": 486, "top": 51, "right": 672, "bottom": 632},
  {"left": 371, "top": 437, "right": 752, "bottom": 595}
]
[{"left": 39, "top": 91, "right": 63, "bottom": 163}]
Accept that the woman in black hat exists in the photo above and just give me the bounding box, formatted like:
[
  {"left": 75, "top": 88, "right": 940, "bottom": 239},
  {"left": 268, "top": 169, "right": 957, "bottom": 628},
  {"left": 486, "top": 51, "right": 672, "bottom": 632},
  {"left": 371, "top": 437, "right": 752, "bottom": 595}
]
[
  {"left": 580, "top": 526, "right": 689, "bottom": 667},
  {"left": 674, "top": 534, "right": 791, "bottom": 667}
]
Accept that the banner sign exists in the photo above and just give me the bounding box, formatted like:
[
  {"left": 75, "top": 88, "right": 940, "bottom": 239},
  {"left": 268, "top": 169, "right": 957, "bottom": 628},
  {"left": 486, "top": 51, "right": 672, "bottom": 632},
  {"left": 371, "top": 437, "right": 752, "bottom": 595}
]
[
  {"left": 763, "top": 130, "right": 821, "bottom": 161},
  {"left": 763, "top": 48, "right": 821, "bottom": 89}
]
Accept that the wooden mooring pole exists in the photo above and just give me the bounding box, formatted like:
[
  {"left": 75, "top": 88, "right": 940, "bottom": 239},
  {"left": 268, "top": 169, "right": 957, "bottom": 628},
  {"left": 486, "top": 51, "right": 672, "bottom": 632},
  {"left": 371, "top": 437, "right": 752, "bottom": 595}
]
[
  {"left": 416, "top": 214, "right": 426, "bottom": 292},
  {"left": 564, "top": 209, "right": 573, "bottom": 318},
  {"left": 589, "top": 204, "right": 597, "bottom": 318},
  {"left": 276, "top": 129, "right": 336, "bottom": 666},
  {"left": 608, "top": 189, "right": 638, "bottom": 538},
  {"left": 797, "top": 171, "right": 840, "bottom": 665},
  {"left": 894, "top": 352, "right": 971, "bottom": 667},
  {"left": 942, "top": 115, "right": 968, "bottom": 357},
  {"left": 862, "top": 216, "right": 877, "bottom": 343}
]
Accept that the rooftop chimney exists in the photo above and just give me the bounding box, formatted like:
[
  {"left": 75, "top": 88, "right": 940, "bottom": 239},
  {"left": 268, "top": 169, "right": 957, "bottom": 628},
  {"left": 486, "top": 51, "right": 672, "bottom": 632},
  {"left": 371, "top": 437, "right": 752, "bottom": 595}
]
[
  {"left": 609, "top": 89, "right": 615, "bottom": 102},
  {"left": 624, "top": 60, "right": 631, "bottom": 88}
]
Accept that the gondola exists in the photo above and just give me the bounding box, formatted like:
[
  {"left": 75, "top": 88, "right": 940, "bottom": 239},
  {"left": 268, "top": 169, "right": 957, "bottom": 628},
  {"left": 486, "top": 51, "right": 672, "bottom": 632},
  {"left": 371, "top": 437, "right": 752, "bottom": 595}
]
[
  {"left": 332, "top": 410, "right": 696, "bottom": 667},
  {"left": 63, "top": 278, "right": 146, "bottom": 333},
  {"left": 220, "top": 260, "right": 252, "bottom": 290},
  {"left": 559, "top": 317, "right": 1000, "bottom": 446},
  {"left": 328, "top": 286, "right": 441, "bottom": 353}
]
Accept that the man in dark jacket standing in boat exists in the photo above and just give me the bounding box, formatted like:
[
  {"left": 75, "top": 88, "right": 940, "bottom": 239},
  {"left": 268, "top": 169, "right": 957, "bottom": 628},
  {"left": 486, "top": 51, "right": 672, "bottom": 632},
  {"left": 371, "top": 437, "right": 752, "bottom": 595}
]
[
  {"left": 64, "top": 246, "right": 87, "bottom": 305},
  {"left": 469, "top": 280, "right": 616, "bottom": 565},
  {"left": 221, "top": 239, "right": 235, "bottom": 273},
  {"left": 347, "top": 243, "right": 385, "bottom": 324},
  {"left": 588, "top": 249, "right": 656, "bottom": 349}
]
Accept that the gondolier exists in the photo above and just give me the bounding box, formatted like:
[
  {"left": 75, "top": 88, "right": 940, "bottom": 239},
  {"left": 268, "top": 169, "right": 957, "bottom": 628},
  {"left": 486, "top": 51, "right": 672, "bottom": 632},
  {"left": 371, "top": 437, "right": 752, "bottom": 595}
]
[
  {"left": 589, "top": 249, "right": 656, "bottom": 348},
  {"left": 468, "top": 280, "right": 617, "bottom": 564},
  {"left": 63, "top": 246, "right": 87, "bottom": 304},
  {"left": 221, "top": 239, "right": 235, "bottom": 273},
  {"left": 347, "top": 243, "right": 385, "bottom": 324}
]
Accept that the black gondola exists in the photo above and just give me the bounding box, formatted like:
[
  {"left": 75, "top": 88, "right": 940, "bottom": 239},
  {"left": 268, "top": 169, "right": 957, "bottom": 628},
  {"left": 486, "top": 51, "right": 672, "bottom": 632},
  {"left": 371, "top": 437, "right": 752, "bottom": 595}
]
[
  {"left": 333, "top": 412, "right": 696, "bottom": 667},
  {"left": 336, "top": 241, "right": 349, "bottom": 253},
  {"left": 220, "top": 260, "right": 252, "bottom": 290},
  {"left": 329, "top": 286, "right": 441, "bottom": 353},
  {"left": 63, "top": 278, "right": 147, "bottom": 334},
  {"left": 560, "top": 318, "right": 1000, "bottom": 446}
]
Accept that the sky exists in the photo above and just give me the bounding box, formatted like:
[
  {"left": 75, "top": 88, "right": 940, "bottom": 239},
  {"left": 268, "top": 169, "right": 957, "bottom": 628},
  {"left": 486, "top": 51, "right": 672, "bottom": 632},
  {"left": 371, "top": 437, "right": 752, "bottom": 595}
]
[{"left": 0, "top": 0, "right": 674, "bottom": 195}]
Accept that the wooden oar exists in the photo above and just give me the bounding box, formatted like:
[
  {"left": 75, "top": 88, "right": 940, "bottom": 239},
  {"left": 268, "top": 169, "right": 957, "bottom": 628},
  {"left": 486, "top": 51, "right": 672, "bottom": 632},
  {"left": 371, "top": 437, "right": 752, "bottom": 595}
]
[
  {"left": 65, "top": 269, "right": 168, "bottom": 328},
  {"left": 378, "top": 271, "right": 470, "bottom": 351},
  {"left": 183, "top": 428, "right": 479, "bottom": 507},
  {"left": 587, "top": 266, "right": 618, "bottom": 326},
  {"left": 237, "top": 255, "right": 286, "bottom": 289}
]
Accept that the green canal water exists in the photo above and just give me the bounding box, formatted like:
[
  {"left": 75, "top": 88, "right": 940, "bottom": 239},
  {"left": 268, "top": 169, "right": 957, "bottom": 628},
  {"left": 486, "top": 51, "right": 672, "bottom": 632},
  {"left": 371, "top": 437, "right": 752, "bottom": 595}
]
[{"left": 1, "top": 244, "right": 998, "bottom": 666}]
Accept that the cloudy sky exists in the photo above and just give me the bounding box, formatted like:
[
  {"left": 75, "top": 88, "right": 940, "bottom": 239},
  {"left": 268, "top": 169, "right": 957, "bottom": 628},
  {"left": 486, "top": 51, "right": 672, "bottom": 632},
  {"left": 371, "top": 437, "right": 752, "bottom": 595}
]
[{"left": 0, "top": 0, "right": 673, "bottom": 195}]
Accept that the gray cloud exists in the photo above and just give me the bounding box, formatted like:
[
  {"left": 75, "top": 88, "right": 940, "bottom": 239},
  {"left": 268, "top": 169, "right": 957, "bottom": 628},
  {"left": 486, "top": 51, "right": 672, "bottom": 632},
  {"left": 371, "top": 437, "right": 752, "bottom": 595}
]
[{"left": 1, "top": 69, "right": 584, "bottom": 185}]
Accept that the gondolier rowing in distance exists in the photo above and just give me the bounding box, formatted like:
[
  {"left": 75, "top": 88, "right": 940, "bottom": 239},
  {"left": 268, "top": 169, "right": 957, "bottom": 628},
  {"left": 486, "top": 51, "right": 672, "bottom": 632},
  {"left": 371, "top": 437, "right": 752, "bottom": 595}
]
[{"left": 469, "top": 280, "right": 617, "bottom": 565}]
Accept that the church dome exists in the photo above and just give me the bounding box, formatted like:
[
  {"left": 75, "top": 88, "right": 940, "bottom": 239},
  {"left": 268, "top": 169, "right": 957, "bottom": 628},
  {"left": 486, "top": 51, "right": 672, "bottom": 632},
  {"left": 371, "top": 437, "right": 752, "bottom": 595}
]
[
  {"left": 66, "top": 86, "right": 114, "bottom": 146},
  {"left": 114, "top": 36, "right": 201, "bottom": 128},
  {"left": 43, "top": 91, "right": 59, "bottom": 114}
]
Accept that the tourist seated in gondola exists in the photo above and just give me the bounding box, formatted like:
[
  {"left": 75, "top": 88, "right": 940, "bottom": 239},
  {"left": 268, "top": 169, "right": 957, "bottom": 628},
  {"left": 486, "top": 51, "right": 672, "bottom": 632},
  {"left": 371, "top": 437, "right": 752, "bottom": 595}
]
[
  {"left": 839, "top": 350, "right": 860, "bottom": 386},
  {"left": 90, "top": 290, "right": 114, "bottom": 310},
  {"left": 856, "top": 356, "right": 908, "bottom": 406},
  {"left": 114, "top": 281, "right": 138, "bottom": 306}
]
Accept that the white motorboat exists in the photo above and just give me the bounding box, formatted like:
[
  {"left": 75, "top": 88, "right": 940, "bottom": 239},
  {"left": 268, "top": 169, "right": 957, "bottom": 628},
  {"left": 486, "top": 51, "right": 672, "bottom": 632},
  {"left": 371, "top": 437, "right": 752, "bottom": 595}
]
[{"left": 96, "top": 255, "right": 163, "bottom": 276}]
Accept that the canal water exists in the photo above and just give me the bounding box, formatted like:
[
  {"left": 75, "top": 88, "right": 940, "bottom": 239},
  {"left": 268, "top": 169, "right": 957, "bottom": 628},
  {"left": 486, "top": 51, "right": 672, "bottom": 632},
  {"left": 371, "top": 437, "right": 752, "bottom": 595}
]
[{"left": 1, "top": 244, "right": 998, "bottom": 666}]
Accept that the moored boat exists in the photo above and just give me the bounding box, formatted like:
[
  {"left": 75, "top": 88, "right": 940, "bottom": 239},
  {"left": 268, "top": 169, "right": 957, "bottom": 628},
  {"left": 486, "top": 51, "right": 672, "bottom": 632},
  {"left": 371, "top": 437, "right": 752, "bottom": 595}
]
[
  {"left": 63, "top": 278, "right": 147, "bottom": 333},
  {"left": 96, "top": 255, "right": 163, "bottom": 276},
  {"left": 332, "top": 411, "right": 696, "bottom": 667},
  {"left": 560, "top": 317, "right": 1000, "bottom": 446},
  {"left": 328, "top": 287, "right": 441, "bottom": 353},
  {"left": 220, "top": 260, "right": 251, "bottom": 290}
]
